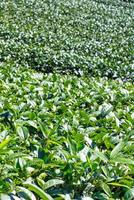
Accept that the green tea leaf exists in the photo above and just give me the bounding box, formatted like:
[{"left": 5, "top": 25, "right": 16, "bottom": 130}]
[
  {"left": 110, "top": 141, "right": 125, "bottom": 159},
  {"left": 94, "top": 149, "right": 108, "bottom": 162},
  {"left": 124, "top": 188, "right": 134, "bottom": 200},
  {"left": 23, "top": 182, "right": 54, "bottom": 200},
  {"left": 37, "top": 178, "right": 64, "bottom": 190},
  {"left": 111, "top": 157, "right": 134, "bottom": 165},
  {"left": 107, "top": 182, "right": 130, "bottom": 189},
  {"left": 0, "top": 137, "right": 11, "bottom": 149},
  {"left": 17, "top": 186, "right": 36, "bottom": 200},
  {"left": 101, "top": 182, "right": 112, "bottom": 197}
]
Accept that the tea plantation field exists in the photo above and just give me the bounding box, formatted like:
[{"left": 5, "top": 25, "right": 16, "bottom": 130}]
[
  {"left": 0, "top": 0, "right": 134, "bottom": 200},
  {"left": 0, "top": 0, "right": 134, "bottom": 79}
]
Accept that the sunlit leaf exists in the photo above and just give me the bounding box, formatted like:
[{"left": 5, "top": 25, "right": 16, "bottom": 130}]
[
  {"left": 37, "top": 178, "right": 64, "bottom": 190},
  {"left": 23, "top": 182, "right": 54, "bottom": 200}
]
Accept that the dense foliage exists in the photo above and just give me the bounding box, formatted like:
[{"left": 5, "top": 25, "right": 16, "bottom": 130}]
[
  {"left": 0, "top": 0, "right": 134, "bottom": 80},
  {"left": 0, "top": 0, "right": 134, "bottom": 199},
  {"left": 0, "top": 65, "right": 134, "bottom": 199}
]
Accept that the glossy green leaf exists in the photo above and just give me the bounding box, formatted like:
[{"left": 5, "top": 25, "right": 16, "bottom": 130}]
[
  {"left": 17, "top": 186, "right": 36, "bottom": 200},
  {"left": 37, "top": 178, "right": 64, "bottom": 190},
  {"left": 23, "top": 182, "right": 54, "bottom": 200},
  {"left": 110, "top": 141, "right": 125, "bottom": 159}
]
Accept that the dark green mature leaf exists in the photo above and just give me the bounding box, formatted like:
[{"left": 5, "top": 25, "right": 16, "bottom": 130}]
[{"left": 124, "top": 188, "right": 134, "bottom": 200}]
